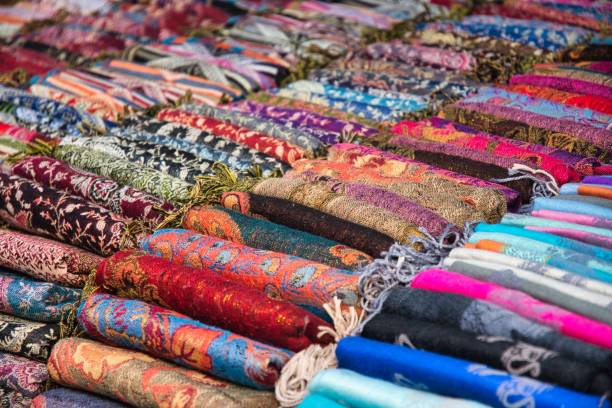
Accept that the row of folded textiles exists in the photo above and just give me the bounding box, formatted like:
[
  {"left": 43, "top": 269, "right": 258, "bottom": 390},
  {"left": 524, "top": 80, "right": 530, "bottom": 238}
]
[{"left": 0, "top": 0, "right": 610, "bottom": 407}]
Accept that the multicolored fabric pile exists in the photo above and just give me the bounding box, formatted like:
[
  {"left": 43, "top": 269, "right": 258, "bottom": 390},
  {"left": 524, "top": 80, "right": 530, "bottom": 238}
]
[{"left": 0, "top": 0, "right": 609, "bottom": 407}]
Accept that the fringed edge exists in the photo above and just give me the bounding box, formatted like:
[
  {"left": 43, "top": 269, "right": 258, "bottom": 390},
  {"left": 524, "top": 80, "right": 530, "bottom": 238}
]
[
  {"left": 491, "top": 163, "right": 560, "bottom": 213},
  {"left": 275, "top": 297, "right": 362, "bottom": 407}
]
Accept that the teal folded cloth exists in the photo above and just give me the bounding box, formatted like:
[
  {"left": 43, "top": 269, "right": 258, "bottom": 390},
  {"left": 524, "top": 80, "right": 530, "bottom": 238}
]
[{"left": 298, "top": 394, "right": 345, "bottom": 408}]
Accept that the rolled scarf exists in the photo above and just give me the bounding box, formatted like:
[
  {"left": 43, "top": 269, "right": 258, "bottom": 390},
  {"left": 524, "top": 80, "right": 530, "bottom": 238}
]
[
  {"left": 123, "top": 118, "right": 289, "bottom": 175},
  {"left": 533, "top": 197, "right": 612, "bottom": 220},
  {"left": 304, "top": 368, "right": 487, "bottom": 408},
  {"left": 0, "top": 313, "right": 58, "bottom": 361},
  {"left": 246, "top": 92, "right": 380, "bottom": 129},
  {"left": 0, "top": 270, "right": 81, "bottom": 323},
  {"left": 362, "top": 41, "right": 477, "bottom": 72},
  {"left": 96, "top": 250, "right": 331, "bottom": 352},
  {"left": 0, "top": 173, "right": 129, "bottom": 256},
  {"left": 53, "top": 145, "right": 192, "bottom": 204},
  {"left": 220, "top": 191, "right": 394, "bottom": 257},
  {"left": 531, "top": 210, "right": 612, "bottom": 229},
  {"left": 287, "top": 160, "right": 494, "bottom": 225},
  {"left": 442, "top": 104, "right": 611, "bottom": 161},
  {"left": 12, "top": 156, "right": 174, "bottom": 224},
  {"left": 446, "top": 247, "right": 612, "bottom": 298},
  {"left": 328, "top": 143, "right": 516, "bottom": 214},
  {"left": 252, "top": 177, "right": 426, "bottom": 244},
  {"left": 183, "top": 206, "right": 371, "bottom": 271},
  {"left": 451, "top": 101, "right": 611, "bottom": 156},
  {"left": 59, "top": 136, "right": 215, "bottom": 183},
  {"left": 140, "top": 229, "right": 359, "bottom": 311},
  {"left": 413, "top": 268, "right": 612, "bottom": 348},
  {"left": 0, "top": 229, "right": 99, "bottom": 287},
  {"left": 501, "top": 213, "right": 612, "bottom": 249},
  {"left": 230, "top": 100, "right": 379, "bottom": 144},
  {"left": 509, "top": 74, "right": 612, "bottom": 100},
  {"left": 180, "top": 103, "right": 326, "bottom": 157},
  {"left": 78, "top": 293, "right": 292, "bottom": 389},
  {"left": 31, "top": 388, "right": 129, "bottom": 408},
  {"left": 473, "top": 223, "right": 612, "bottom": 262},
  {"left": 48, "top": 337, "right": 277, "bottom": 408},
  {"left": 157, "top": 108, "right": 305, "bottom": 164},
  {"left": 336, "top": 337, "right": 608, "bottom": 408},
  {"left": 0, "top": 352, "right": 46, "bottom": 398},
  {"left": 461, "top": 86, "right": 612, "bottom": 130},
  {"left": 504, "top": 83, "right": 612, "bottom": 115},
  {"left": 380, "top": 286, "right": 612, "bottom": 367},
  {"left": 443, "top": 258, "right": 612, "bottom": 327},
  {"left": 362, "top": 314, "right": 612, "bottom": 395},
  {"left": 391, "top": 118, "right": 583, "bottom": 184}
]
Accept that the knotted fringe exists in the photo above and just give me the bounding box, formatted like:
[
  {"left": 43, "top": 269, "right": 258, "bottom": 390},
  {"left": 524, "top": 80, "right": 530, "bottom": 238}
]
[
  {"left": 492, "top": 163, "right": 559, "bottom": 214},
  {"left": 275, "top": 297, "right": 362, "bottom": 407}
]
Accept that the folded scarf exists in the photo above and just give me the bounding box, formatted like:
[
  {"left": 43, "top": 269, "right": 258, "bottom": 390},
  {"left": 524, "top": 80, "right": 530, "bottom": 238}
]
[
  {"left": 48, "top": 338, "right": 277, "bottom": 407},
  {"left": 532, "top": 209, "right": 612, "bottom": 230},
  {"left": 220, "top": 191, "right": 394, "bottom": 257},
  {"left": 504, "top": 83, "right": 612, "bottom": 115},
  {"left": 328, "top": 143, "right": 516, "bottom": 214},
  {"left": 502, "top": 213, "right": 612, "bottom": 249},
  {"left": 510, "top": 74, "right": 612, "bottom": 100},
  {"left": 305, "top": 368, "right": 487, "bottom": 408},
  {"left": 0, "top": 353, "right": 46, "bottom": 399},
  {"left": 181, "top": 103, "right": 326, "bottom": 157},
  {"left": 442, "top": 104, "right": 611, "bottom": 161},
  {"left": 53, "top": 145, "right": 192, "bottom": 204},
  {"left": 413, "top": 268, "right": 612, "bottom": 348},
  {"left": 584, "top": 175, "right": 612, "bottom": 186},
  {"left": 0, "top": 173, "right": 129, "bottom": 256},
  {"left": 473, "top": 224, "right": 612, "bottom": 262},
  {"left": 59, "top": 136, "right": 215, "bottom": 184},
  {"left": 78, "top": 293, "right": 291, "bottom": 389},
  {"left": 12, "top": 156, "right": 174, "bottom": 224},
  {"left": 531, "top": 65, "right": 612, "bottom": 87},
  {"left": 534, "top": 197, "right": 612, "bottom": 220},
  {"left": 97, "top": 250, "right": 332, "bottom": 352},
  {"left": 0, "top": 313, "right": 58, "bottom": 360},
  {"left": 0, "top": 229, "right": 99, "bottom": 287},
  {"left": 123, "top": 118, "right": 289, "bottom": 175},
  {"left": 140, "top": 229, "right": 359, "bottom": 312},
  {"left": 443, "top": 258, "right": 612, "bottom": 327},
  {"left": 0, "top": 388, "right": 30, "bottom": 408},
  {"left": 157, "top": 108, "right": 305, "bottom": 164},
  {"left": 286, "top": 160, "right": 491, "bottom": 225},
  {"left": 362, "top": 314, "right": 612, "bottom": 394},
  {"left": 183, "top": 206, "right": 371, "bottom": 271},
  {"left": 336, "top": 337, "right": 608, "bottom": 408},
  {"left": 381, "top": 287, "right": 612, "bottom": 367},
  {"left": 31, "top": 388, "right": 129, "bottom": 408},
  {"left": 0, "top": 270, "right": 81, "bottom": 323}
]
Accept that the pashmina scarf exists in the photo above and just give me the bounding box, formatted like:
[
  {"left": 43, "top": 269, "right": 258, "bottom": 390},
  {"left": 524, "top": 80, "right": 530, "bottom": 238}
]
[
  {"left": 531, "top": 209, "right": 612, "bottom": 230},
  {"left": 509, "top": 74, "right": 612, "bottom": 100},
  {"left": 534, "top": 197, "right": 612, "bottom": 220},
  {"left": 306, "top": 368, "right": 487, "bottom": 408},
  {"left": 0, "top": 388, "right": 30, "bottom": 408},
  {"left": 96, "top": 250, "right": 332, "bottom": 352},
  {"left": 48, "top": 338, "right": 277, "bottom": 408},
  {"left": 0, "top": 314, "right": 58, "bottom": 361},
  {"left": 0, "top": 353, "right": 46, "bottom": 398},
  {"left": 140, "top": 229, "right": 359, "bottom": 312},
  {"left": 183, "top": 206, "right": 371, "bottom": 270},
  {"left": 78, "top": 293, "right": 292, "bottom": 389},
  {"left": 0, "top": 269, "right": 81, "bottom": 323},
  {"left": 362, "top": 314, "right": 611, "bottom": 394},
  {"left": 12, "top": 156, "right": 174, "bottom": 224},
  {"left": 442, "top": 105, "right": 611, "bottom": 161},
  {"left": 53, "top": 145, "right": 192, "bottom": 204},
  {"left": 531, "top": 65, "right": 612, "bottom": 87},
  {"left": 31, "top": 389, "right": 129, "bottom": 408},
  {"left": 220, "top": 191, "right": 394, "bottom": 257},
  {"left": 561, "top": 183, "right": 612, "bottom": 200},
  {"left": 123, "top": 117, "right": 289, "bottom": 175},
  {"left": 336, "top": 337, "right": 607, "bottom": 408},
  {"left": 0, "top": 173, "right": 129, "bottom": 256},
  {"left": 381, "top": 287, "right": 612, "bottom": 367},
  {"left": 504, "top": 84, "right": 612, "bottom": 115},
  {"left": 157, "top": 108, "right": 305, "bottom": 164},
  {"left": 412, "top": 268, "right": 612, "bottom": 348},
  {"left": 0, "top": 229, "right": 99, "bottom": 287}
]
